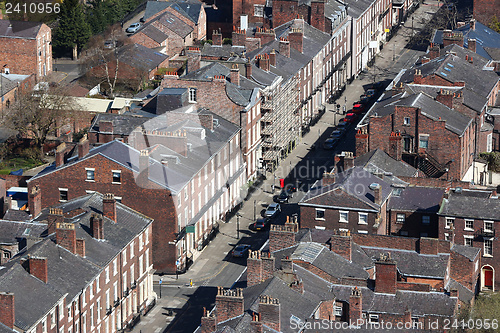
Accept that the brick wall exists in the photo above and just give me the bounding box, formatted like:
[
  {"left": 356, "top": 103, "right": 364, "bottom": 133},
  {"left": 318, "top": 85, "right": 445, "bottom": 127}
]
[
  {"left": 215, "top": 288, "right": 244, "bottom": 324},
  {"left": 269, "top": 222, "right": 298, "bottom": 252},
  {"left": 300, "top": 205, "right": 377, "bottom": 234},
  {"left": 473, "top": 0, "right": 500, "bottom": 27},
  {"left": 388, "top": 210, "right": 439, "bottom": 238},
  {"left": 0, "top": 292, "right": 14, "bottom": 329},
  {"left": 129, "top": 32, "right": 164, "bottom": 49}
]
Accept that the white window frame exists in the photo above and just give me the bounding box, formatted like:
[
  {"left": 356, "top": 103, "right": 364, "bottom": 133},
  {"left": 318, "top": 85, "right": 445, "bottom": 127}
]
[
  {"left": 254, "top": 4, "right": 264, "bottom": 17},
  {"left": 123, "top": 249, "right": 127, "bottom": 266},
  {"left": 112, "top": 170, "right": 121, "bottom": 184},
  {"left": 422, "top": 215, "right": 430, "bottom": 224},
  {"left": 315, "top": 208, "right": 325, "bottom": 220},
  {"left": 484, "top": 221, "right": 494, "bottom": 232},
  {"left": 484, "top": 238, "right": 493, "bottom": 257},
  {"left": 105, "top": 267, "right": 110, "bottom": 283},
  {"left": 445, "top": 217, "right": 454, "bottom": 229},
  {"left": 444, "top": 233, "right": 450, "bottom": 241},
  {"left": 464, "top": 219, "right": 474, "bottom": 231},
  {"left": 113, "top": 259, "right": 118, "bottom": 276},
  {"left": 369, "top": 314, "right": 379, "bottom": 323},
  {"left": 89, "top": 281, "right": 94, "bottom": 300},
  {"left": 139, "top": 234, "right": 144, "bottom": 251},
  {"left": 464, "top": 235, "right": 473, "bottom": 247},
  {"left": 59, "top": 188, "right": 68, "bottom": 202},
  {"left": 188, "top": 87, "right": 197, "bottom": 103},
  {"left": 85, "top": 168, "right": 95, "bottom": 182},
  {"left": 339, "top": 211, "right": 348, "bottom": 223},
  {"left": 358, "top": 230, "right": 368, "bottom": 234},
  {"left": 403, "top": 117, "right": 410, "bottom": 126},
  {"left": 42, "top": 318, "right": 47, "bottom": 333},
  {"left": 358, "top": 213, "right": 368, "bottom": 225},
  {"left": 50, "top": 310, "right": 56, "bottom": 328},
  {"left": 334, "top": 305, "right": 343, "bottom": 316},
  {"left": 130, "top": 241, "right": 134, "bottom": 259},
  {"left": 419, "top": 134, "right": 429, "bottom": 149},
  {"left": 396, "top": 213, "right": 405, "bottom": 223}
]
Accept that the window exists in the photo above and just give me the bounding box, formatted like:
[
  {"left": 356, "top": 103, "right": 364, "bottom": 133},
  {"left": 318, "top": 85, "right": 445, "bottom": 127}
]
[
  {"left": 339, "top": 211, "right": 348, "bottom": 223},
  {"left": 90, "top": 305, "right": 94, "bottom": 328},
  {"left": 105, "top": 290, "right": 110, "bottom": 310},
  {"left": 113, "top": 259, "right": 117, "bottom": 276},
  {"left": 139, "top": 234, "right": 144, "bottom": 251},
  {"left": 130, "top": 264, "right": 135, "bottom": 284},
  {"left": 145, "top": 249, "right": 150, "bottom": 270},
  {"left": 89, "top": 282, "right": 94, "bottom": 300},
  {"left": 403, "top": 117, "right": 410, "bottom": 126},
  {"left": 86, "top": 168, "right": 95, "bottom": 181},
  {"left": 445, "top": 218, "right": 454, "bottom": 229},
  {"left": 112, "top": 170, "right": 121, "bottom": 184},
  {"left": 334, "top": 305, "right": 343, "bottom": 316},
  {"left": 189, "top": 88, "right": 197, "bottom": 102},
  {"left": 465, "top": 220, "right": 474, "bottom": 231},
  {"left": 139, "top": 255, "right": 144, "bottom": 275},
  {"left": 59, "top": 188, "right": 68, "bottom": 202},
  {"left": 422, "top": 216, "right": 430, "bottom": 224},
  {"left": 254, "top": 4, "right": 264, "bottom": 17},
  {"left": 113, "top": 282, "right": 118, "bottom": 301},
  {"left": 123, "top": 273, "right": 127, "bottom": 294},
  {"left": 105, "top": 267, "right": 110, "bottom": 283},
  {"left": 123, "top": 249, "right": 127, "bottom": 265},
  {"left": 50, "top": 310, "right": 56, "bottom": 328},
  {"left": 42, "top": 319, "right": 47, "bottom": 333},
  {"left": 484, "top": 238, "right": 493, "bottom": 256},
  {"left": 145, "top": 229, "right": 149, "bottom": 245},
  {"left": 82, "top": 313, "right": 87, "bottom": 333},
  {"left": 444, "top": 233, "right": 450, "bottom": 241},
  {"left": 464, "top": 236, "right": 473, "bottom": 247},
  {"left": 396, "top": 214, "right": 405, "bottom": 223},
  {"left": 130, "top": 241, "right": 134, "bottom": 259},
  {"left": 315, "top": 209, "right": 325, "bottom": 220},
  {"left": 96, "top": 298, "right": 101, "bottom": 322},
  {"left": 369, "top": 314, "right": 379, "bottom": 323},
  {"left": 484, "top": 221, "right": 494, "bottom": 233},
  {"left": 419, "top": 135, "right": 429, "bottom": 149},
  {"left": 358, "top": 213, "right": 368, "bottom": 225}
]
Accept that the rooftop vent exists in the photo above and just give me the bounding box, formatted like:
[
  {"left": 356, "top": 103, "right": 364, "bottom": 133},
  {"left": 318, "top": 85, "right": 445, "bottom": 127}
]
[
  {"left": 213, "top": 119, "right": 219, "bottom": 128},
  {"left": 454, "top": 187, "right": 462, "bottom": 193},
  {"left": 369, "top": 183, "right": 380, "bottom": 190}
]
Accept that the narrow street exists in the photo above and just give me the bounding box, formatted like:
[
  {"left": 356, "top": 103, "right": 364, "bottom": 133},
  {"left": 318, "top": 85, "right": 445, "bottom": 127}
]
[{"left": 130, "top": 2, "right": 442, "bottom": 332}]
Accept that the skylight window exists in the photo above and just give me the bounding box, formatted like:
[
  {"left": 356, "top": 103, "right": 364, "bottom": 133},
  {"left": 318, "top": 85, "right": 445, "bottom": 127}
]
[
  {"left": 446, "top": 63, "right": 454, "bottom": 67},
  {"left": 440, "top": 72, "right": 448, "bottom": 77}
]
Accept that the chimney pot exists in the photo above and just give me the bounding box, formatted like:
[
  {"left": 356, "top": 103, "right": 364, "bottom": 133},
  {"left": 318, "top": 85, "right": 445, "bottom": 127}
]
[{"left": 103, "top": 193, "right": 117, "bottom": 223}]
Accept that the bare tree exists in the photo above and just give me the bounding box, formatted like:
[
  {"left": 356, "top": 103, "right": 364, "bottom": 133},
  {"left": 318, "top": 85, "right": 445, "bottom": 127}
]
[
  {"left": 81, "top": 24, "right": 130, "bottom": 97},
  {"left": 1, "top": 84, "right": 76, "bottom": 159}
]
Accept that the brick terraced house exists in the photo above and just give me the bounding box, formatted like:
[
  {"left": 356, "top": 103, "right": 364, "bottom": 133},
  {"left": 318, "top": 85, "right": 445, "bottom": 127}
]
[
  {"left": 195, "top": 221, "right": 477, "bottom": 332},
  {"left": 438, "top": 188, "right": 500, "bottom": 292},
  {"left": 0, "top": 19, "right": 52, "bottom": 81},
  {"left": 0, "top": 192, "right": 155, "bottom": 333},
  {"left": 27, "top": 109, "right": 246, "bottom": 274}
]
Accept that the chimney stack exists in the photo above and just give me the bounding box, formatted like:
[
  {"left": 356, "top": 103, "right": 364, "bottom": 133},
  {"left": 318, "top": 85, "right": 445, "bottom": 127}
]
[
  {"left": 322, "top": 172, "right": 336, "bottom": 185},
  {"left": 355, "top": 128, "right": 369, "bottom": 157},
  {"left": 215, "top": 287, "right": 244, "bottom": 324},
  {"left": 102, "top": 193, "right": 116, "bottom": 223},
  {"left": 288, "top": 28, "right": 303, "bottom": 53},
  {"left": 372, "top": 184, "right": 382, "bottom": 205},
  {"left": 245, "top": 62, "right": 252, "bottom": 78},
  {"left": 232, "top": 28, "right": 246, "bottom": 47},
  {"left": 212, "top": 29, "right": 223, "bottom": 46},
  {"left": 419, "top": 237, "right": 438, "bottom": 255},
  {"left": 258, "top": 54, "right": 270, "bottom": 71},
  {"left": 47, "top": 208, "right": 64, "bottom": 235},
  {"left": 269, "top": 49, "right": 276, "bottom": 67},
  {"left": 56, "top": 222, "right": 77, "bottom": 254},
  {"left": 468, "top": 38, "right": 476, "bottom": 53},
  {"left": 279, "top": 38, "right": 290, "bottom": 57},
  {"left": 349, "top": 287, "right": 362, "bottom": 323},
  {"left": 78, "top": 134, "right": 90, "bottom": 159},
  {"left": 28, "top": 256, "right": 48, "bottom": 283},
  {"left": 329, "top": 230, "right": 352, "bottom": 261},
  {"left": 230, "top": 64, "right": 240, "bottom": 86},
  {"left": 76, "top": 238, "right": 85, "bottom": 257},
  {"left": 138, "top": 149, "right": 150, "bottom": 185},
  {"left": 375, "top": 253, "right": 397, "bottom": 294},
  {"left": 428, "top": 43, "right": 440, "bottom": 60},
  {"left": 250, "top": 313, "right": 263, "bottom": 333},
  {"left": 436, "top": 89, "right": 453, "bottom": 108},
  {"left": 28, "top": 185, "right": 42, "bottom": 218},
  {"left": 200, "top": 308, "right": 216, "bottom": 333},
  {"left": 186, "top": 47, "right": 201, "bottom": 74},
  {"left": 91, "top": 213, "right": 104, "bottom": 239},
  {"left": 269, "top": 218, "right": 298, "bottom": 253},
  {"left": 0, "top": 292, "right": 15, "bottom": 329},
  {"left": 55, "top": 142, "right": 66, "bottom": 168},
  {"left": 413, "top": 69, "right": 423, "bottom": 84},
  {"left": 259, "top": 295, "right": 280, "bottom": 331},
  {"left": 388, "top": 132, "right": 402, "bottom": 161}
]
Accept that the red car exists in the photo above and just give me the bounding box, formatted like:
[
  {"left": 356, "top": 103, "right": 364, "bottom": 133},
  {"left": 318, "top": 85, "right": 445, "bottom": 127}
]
[
  {"left": 345, "top": 113, "right": 358, "bottom": 123},
  {"left": 352, "top": 103, "right": 365, "bottom": 114}
]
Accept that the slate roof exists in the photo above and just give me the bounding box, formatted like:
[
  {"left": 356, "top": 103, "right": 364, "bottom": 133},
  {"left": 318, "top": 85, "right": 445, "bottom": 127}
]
[
  {"left": 30, "top": 110, "right": 240, "bottom": 195},
  {"left": 292, "top": 242, "right": 368, "bottom": 279},
  {"left": 116, "top": 43, "right": 168, "bottom": 72},
  {"left": 201, "top": 44, "right": 245, "bottom": 59},
  {"left": 343, "top": 0, "right": 374, "bottom": 18},
  {"left": 405, "top": 83, "right": 488, "bottom": 114},
  {"left": 144, "top": 0, "right": 201, "bottom": 23},
  {"left": 140, "top": 24, "right": 169, "bottom": 43},
  {"left": 397, "top": 53, "right": 499, "bottom": 100},
  {"left": 484, "top": 47, "right": 500, "bottom": 61},
  {"left": 88, "top": 113, "right": 149, "bottom": 136},
  {"left": 446, "top": 279, "right": 475, "bottom": 304},
  {"left": 0, "top": 220, "right": 47, "bottom": 244},
  {"left": 438, "top": 44, "right": 490, "bottom": 69},
  {"left": 451, "top": 244, "right": 480, "bottom": 261},
  {"left": 360, "top": 91, "right": 472, "bottom": 135},
  {"left": 432, "top": 21, "right": 500, "bottom": 60},
  {"left": 0, "top": 19, "right": 43, "bottom": 39},
  {"left": 2, "top": 209, "right": 30, "bottom": 222},
  {"left": 0, "top": 262, "right": 64, "bottom": 331},
  {"left": 360, "top": 246, "right": 449, "bottom": 279},
  {"left": 152, "top": 10, "right": 193, "bottom": 39},
  {"left": 300, "top": 166, "right": 393, "bottom": 211},
  {"left": 144, "top": 1, "right": 171, "bottom": 22},
  {"left": 438, "top": 189, "right": 500, "bottom": 220},
  {"left": 0, "top": 322, "right": 15, "bottom": 333},
  {"left": 389, "top": 187, "right": 444, "bottom": 212},
  {"left": 354, "top": 149, "right": 418, "bottom": 177}
]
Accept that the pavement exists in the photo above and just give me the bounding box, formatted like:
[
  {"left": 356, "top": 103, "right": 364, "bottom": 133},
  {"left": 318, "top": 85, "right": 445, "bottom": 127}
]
[{"left": 127, "top": 2, "right": 442, "bottom": 332}]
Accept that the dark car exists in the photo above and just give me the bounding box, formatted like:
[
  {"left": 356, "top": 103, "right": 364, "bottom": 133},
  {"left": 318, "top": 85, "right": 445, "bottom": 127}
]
[
  {"left": 360, "top": 94, "right": 370, "bottom": 103},
  {"left": 330, "top": 129, "right": 343, "bottom": 139},
  {"left": 323, "top": 137, "right": 338, "bottom": 150},
  {"left": 285, "top": 184, "right": 297, "bottom": 192},
  {"left": 232, "top": 244, "right": 251, "bottom": 257},
  {"left": 277, "top": 190, "right": 292, "bottom": 203},
  {"left": 250, "top": 217, "right": 271, "bottom": 231},
  {"left": 336, "top": 120, "right": 349, "bottom": 130},
  {"left": 366, "top": 89, "right": 376, "bottom": 99}
]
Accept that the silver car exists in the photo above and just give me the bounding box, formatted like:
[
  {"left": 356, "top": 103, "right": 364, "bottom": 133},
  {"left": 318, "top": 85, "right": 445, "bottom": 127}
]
[
  {"left": 126, "top": 23, "right": 141, "bottom": 33},
  {"left": 265, "top": 203, "right": 281, "bottom": 218}
]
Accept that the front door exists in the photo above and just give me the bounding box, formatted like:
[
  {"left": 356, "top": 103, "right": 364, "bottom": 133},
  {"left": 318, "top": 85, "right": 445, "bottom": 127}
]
[{"left": 484, "top": 268, "right": 494, "bottom": 289}]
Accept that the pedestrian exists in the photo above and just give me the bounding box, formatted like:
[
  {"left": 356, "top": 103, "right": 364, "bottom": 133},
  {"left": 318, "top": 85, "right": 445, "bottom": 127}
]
[{"left": 271, "top": 184, "right": 275, "bottom": 193}]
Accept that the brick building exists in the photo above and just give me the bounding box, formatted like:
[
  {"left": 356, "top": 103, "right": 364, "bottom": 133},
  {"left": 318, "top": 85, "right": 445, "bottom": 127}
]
[
  {"left": 27, "top": 109, "right": 245, "bottom": 274},
  {"left": 196, "top": 223, "right": 477, "bottom": 332},
  {"left": 88, "top": 114, "right": 149, "bottom": 145},
  {"left": 0, "top": 20, "right": 52, "bottom": 81},
  {"left": 0, "top": 220, "right": 46, "bottom": 265},
  {"left": 88, "top": 44, "right": 169, "bottom": 82},
  {"left": 473, "top": 0, "right": 500, "bottom": 28},
  {"left": 161, "top": 62, "right": 263, "bottom": 180},
  {"left": 0, "top": 192, "right": 155, "bottom": 333},
  {"left": 438, "top": 188, "right": 500, "bottom": 292},
  {"left": 0, "top": 73, "right": 35, "bottom": 115}
]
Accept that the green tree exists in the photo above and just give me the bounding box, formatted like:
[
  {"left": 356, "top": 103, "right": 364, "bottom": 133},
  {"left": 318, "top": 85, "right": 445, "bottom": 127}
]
[
  {"left": 53, "top": 0, "right": 91, "bottom": 58},
  {"left": 489, "top": 16, "right": 500, "bottom": 33}
]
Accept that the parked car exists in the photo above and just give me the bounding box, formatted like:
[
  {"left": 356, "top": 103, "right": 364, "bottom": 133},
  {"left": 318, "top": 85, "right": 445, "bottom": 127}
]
[
  {"left": 345, "top": 113, "right": 358, "bottom": 123},
  {"left": 285, "top": 184, "right": 297, "bottom": 193},
  {"left": 126, "top": 23, "right": 141, "bottom": 33},
  {"left": 352, "top": 103, "right": 365, "bottom": 114},
  {"left": 265, "top": 203, "right": 281, "bottom": 217},
  {"left": 366, "top": 89, "right": 376, "bottom": 99},
  {"left": 330, "top": 129, "right": 343, "bottom": 139},
  {"left": 232, "top": 244, "right": 251, "bottom": 257},
  {"left": 323, "top": 137, "right": 338, "bottom": 150},
  {"left": 277, "top": 189, "right": 293, "bottom": 203},
  {"left": 336, "top": 120, "right": 349, "bottom": 130},
  {"left": 104, "top": 40, "right": 116, "bottom": 49},
  {"left": 250, "top": 217, "right": 271, "bottom": 231},
  {"left": 360, "top": 94, "right": 370, "bottom": 103}
]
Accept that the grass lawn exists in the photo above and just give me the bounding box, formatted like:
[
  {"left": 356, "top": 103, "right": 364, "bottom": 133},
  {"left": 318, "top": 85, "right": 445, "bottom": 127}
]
[{"left": 0, "top": 157, "right": 45, "bottom": 175}]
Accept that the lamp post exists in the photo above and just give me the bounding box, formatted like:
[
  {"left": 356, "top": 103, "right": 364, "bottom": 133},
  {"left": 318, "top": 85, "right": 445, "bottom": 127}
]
[
  {"left": 236, "top": 214, "right": 240, "bottom": 239},
  {"left": 411, "top": 16, "right": 414, "bottom": 39},
  {"left": 0, "top": 64, "right": 6, "bottom": 118},
  {"left": 253, "top": 200, "right": 256, "bottom": 221}
]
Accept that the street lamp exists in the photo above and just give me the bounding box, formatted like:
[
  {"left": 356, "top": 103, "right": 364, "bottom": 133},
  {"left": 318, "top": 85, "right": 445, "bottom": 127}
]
[
  {"left": 411, "top": 16, "right": 414, "bottom": 39},
  {"left": 0, "top": 64, "right": 7, "bottom": 118},
  {"left": 236, "top": 213, "right": 241, "bottom": 239}
]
